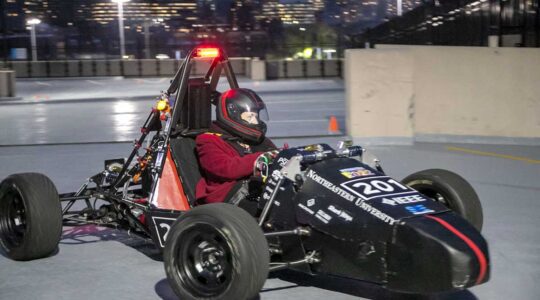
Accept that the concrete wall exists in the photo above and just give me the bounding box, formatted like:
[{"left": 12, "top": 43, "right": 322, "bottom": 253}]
[
  {"left": 345, "top": 49, "right": 415, "bottom": 145},
  {"left": 346, "top": 46, "right": 540, "bottom": 144}
]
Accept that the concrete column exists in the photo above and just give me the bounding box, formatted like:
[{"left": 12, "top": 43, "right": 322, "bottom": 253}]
[
  {"left": 250, "top": 59, "right": 266, "bottom": 81},
  {"left": 345, "top": 49, "right": 415, "bottom": 145},
  {"left": 488, "top": 35, "right": 499, "bottom": 47},
  {"left": 0, "top": 70, "right": 16, "bottom": 98}
]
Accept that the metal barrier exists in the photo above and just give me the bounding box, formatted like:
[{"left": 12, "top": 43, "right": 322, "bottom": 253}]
[
  {"left": 266, "top": 59, "right": 342, "bottom": 79},
  {"left": 3, "top": 58, "right": 248, "bottom": 78},
  {"left": 2, "top": 58, "right": 342, "bottom": 80}
]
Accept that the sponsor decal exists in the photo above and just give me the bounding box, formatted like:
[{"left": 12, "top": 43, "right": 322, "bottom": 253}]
[
  {"left": 307, "top": 198, "right": 316, "bottom": 207},
  {"left": 328, "top": 205, "right": 353, "bottom": 222},
  {"left": 339, "top": 167, "right": 374, "bottom": 179},
  {"left": 307, "top": 170, "right": 395, "bottom": 225},
  {"left": 262, "top": 170, "right": 281, "bottom": 201},
  {"left": 405, "top": 204, "right": 435, "bottom": 215},
  {"left": 341, "top": 176, "right": 416, "bottom": 200},
  {"left": 381, "top": 195, "right": 426, "bottom": 206},
  {"left": 315, "top": 209, "right": 333, "bottom": 224},
  {"left": 306, "top": 170, "right": 356, "bottom": 202},
  {"left": 298, "top": 203, "right": 314, "bottom": 214},
  {"left": 277, "top": 157, "right": 289, "bottom": 167},
  {"left": 270, "top": 170, "right": 281, "bottom": 181},
  {"left": 355, "top": 199, "right": 396, "bottom": 225}
]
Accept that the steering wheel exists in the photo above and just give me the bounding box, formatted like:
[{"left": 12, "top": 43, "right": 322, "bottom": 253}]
[
  {"left": 253, "top": 154, "right": 270, "bottom": 181},
  {"left": 253, "top": 150, "right": 279, "bottom": 181}
]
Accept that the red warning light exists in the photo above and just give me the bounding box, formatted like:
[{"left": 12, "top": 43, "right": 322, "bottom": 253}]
[{"left": 195, "top": 47, "right": 220, "bottom": 58}]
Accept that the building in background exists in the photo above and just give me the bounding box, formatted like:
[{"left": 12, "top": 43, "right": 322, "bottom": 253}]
[
  {"left": 4, "top": 0, "right": 537, "bottom": 61},
  {"left": 359, "top": 0, "right": 540, "bottom": 48},
  {"left": 79, "top": 0, "right": 198, "bottom": 28},
  {"left": 259, "top": 0, "right": 325, "bottom": 25}
]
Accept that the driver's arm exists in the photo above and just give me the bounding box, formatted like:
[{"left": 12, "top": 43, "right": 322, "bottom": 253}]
[{"left": 196, "top": 134, "right": 262, "bottom": 181}]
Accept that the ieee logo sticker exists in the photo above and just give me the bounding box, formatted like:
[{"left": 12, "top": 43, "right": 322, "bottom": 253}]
[
  {"left": 405, "top": 204, "right": 435, "bottom": 215},
  {"left": 339, "top": 167, "right": 374, "bottom": 179}
]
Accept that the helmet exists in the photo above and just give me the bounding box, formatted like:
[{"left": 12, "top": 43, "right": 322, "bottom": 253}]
[{"left": 216, "top": 88, "right": 269, "bottom": 144}]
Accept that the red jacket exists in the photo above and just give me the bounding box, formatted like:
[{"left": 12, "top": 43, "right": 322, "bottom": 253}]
[{"left": 195, "top": 133, "right": 263, "bottom": 203}]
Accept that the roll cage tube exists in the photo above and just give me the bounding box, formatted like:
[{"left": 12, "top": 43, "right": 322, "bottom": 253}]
[
  {"left": 112, "top": 46, "right": 238, "bottom": 190},
  {"left": 167, "top": 46, "right": 239, "bottom": 137}
]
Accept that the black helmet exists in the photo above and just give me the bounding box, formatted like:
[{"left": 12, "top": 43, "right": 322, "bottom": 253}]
[{"left": 216, "top": 88, "right": 269, "bottom": 144}]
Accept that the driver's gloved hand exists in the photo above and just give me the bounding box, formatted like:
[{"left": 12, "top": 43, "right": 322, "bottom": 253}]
[{"left": 260, "top": 150, "right": 279, "bottom": 165}]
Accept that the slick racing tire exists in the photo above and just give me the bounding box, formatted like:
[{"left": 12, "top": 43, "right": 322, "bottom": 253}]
[
  {"left": 0, "top": 173, "right": 63, "bottom": 261},
  {"left": 164, "top": 203, "right": 269, "bottom": 300},
  {"left": 402, "top": 169, "right": 483, "bottom": 231}
]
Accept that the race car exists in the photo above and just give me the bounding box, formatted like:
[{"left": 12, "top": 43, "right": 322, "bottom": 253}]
[{"left": 0, "top": 46, "right": 489, "bottom": 300}]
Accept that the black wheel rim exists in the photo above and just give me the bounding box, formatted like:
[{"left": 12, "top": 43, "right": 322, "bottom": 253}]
[
  {"left": 409, "top": 184, "right": 450, "bottom": 207},
  {"left": 0, "top": 186, "right": 28, "bottom": 249},
  {"left": 175, "top": 223, "right": 233, "bottom": 297}
]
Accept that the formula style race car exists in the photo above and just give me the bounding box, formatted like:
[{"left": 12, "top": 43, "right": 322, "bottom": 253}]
[{"left": 0, "top": 46, "right": 490, "bottom": 299}]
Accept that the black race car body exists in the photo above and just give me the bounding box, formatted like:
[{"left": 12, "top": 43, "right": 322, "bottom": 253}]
[
  {"left": 0, "top": 46, "right": 490, "bottom": 299},
  {"left": 264, "top": 146, "right": 489, "bottom": 293}
]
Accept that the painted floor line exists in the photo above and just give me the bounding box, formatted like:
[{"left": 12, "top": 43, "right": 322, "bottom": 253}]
[
  {"left": 446, "top": 146, "right": 540, "bottom": 164},
  {"left": 269, "top": 119, "right": 327, "bottom": 123},
  {"left": 86, "top": 80, "right": 105, "bottom": 85},
  {"left": 266, "top": 100, "right": 342, "bottom": 105}
]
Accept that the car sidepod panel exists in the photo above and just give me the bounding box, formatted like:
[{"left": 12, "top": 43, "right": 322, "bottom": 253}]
[{"left": 146, "top": 209, "right": 184, "bottom": 249}]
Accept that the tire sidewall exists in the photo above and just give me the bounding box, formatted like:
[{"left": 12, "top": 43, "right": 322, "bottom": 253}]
[
  {"left": 0, "top": 173, "right": 62, "bottom": 260},
  {"left": 164, "top": 204, "right": 268, "bottom": 300},
  {"left": 405, "top": 178, "right": 467, "bottom": 215},
  {"left": 403, "top": 169, "right": 483, "bottom": 231}
]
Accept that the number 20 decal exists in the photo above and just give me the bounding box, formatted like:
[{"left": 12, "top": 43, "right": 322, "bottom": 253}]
[{"left": 341, "top": 177, "right": 414, "bottom": 200}]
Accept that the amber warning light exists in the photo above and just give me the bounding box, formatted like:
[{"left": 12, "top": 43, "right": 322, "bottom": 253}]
[{"left": 195, "top": 47, "right": 220, "bottom": 58}]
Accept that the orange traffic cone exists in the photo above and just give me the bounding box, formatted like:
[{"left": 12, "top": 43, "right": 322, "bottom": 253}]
[{"left": 328, "top": 115, "right": 340, "bottom": 134}]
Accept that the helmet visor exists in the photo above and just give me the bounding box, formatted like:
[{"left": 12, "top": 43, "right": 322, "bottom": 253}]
[{"left": 226, "top": 93, "right": 269, "bottom": 126}]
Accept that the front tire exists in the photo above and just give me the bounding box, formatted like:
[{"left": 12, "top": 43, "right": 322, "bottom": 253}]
[
  {"left": 402, "top": 169, "right": 483, "bottom": 231},
  {"left": 164, "top": 203, "right": 269, "bottom": 300},
  {"left": 0, "top": 173, "right": 63, "bottom": 260}
]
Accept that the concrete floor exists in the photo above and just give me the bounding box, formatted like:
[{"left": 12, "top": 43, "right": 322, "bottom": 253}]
[
  {"left": 1, "top": 77, "right": 539, "bottom": 299},
  {"left": 0, "top": 78, "right": 345, "bottom": 145},
  {"left": 0, "top": 141, "right": 539, "bottom": 299}
]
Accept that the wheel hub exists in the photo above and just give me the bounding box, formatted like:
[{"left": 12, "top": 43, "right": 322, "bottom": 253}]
[
  {"left": 0, "top": 189, "right": 27, "bottom": 249},
  {"left": 176, "top": 224, "right": 233, "bottom": 296}
]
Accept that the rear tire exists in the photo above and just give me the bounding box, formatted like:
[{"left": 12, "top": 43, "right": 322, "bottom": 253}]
[
  {"left": 402, "top": 169, "right": 483, "bottom": 231},
  {"left": 164, "top": 203, "right": 269, "bottom": 300},
  {"left": 0, "top": 173, "right": 63, "bottom": 260}
]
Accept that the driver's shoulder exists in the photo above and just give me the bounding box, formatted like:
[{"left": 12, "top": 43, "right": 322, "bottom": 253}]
[{"left": 196, "top": 132, "right": 225, "bottom": 144}]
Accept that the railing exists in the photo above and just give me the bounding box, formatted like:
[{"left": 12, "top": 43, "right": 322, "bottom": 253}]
[
  {"left": 0, "top": 58, "right": 250, "bottom": 78},
  {"left": 266, "top": 59, "right": 342, "bottom": 79},
  {"left": 0, "top": 58, "right": 343, "bottom": 80}
]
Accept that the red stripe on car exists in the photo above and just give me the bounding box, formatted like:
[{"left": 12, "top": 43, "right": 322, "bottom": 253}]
[{"left": 425, "top": 215, "right": 487, "bottom": 285}]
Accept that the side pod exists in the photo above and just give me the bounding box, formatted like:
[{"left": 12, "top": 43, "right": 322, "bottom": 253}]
[{"left": 386, "top": 212, "right": 490, "bottom": 293}]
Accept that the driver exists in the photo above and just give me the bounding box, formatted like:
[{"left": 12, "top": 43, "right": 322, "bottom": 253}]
[{"left": 195, "top": 88, "right": 276, "bottom": 204}]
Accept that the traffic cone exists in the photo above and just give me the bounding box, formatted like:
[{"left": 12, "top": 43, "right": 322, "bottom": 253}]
[{"left": 328, "top": 115, "right": 340, "bottom": 134}]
